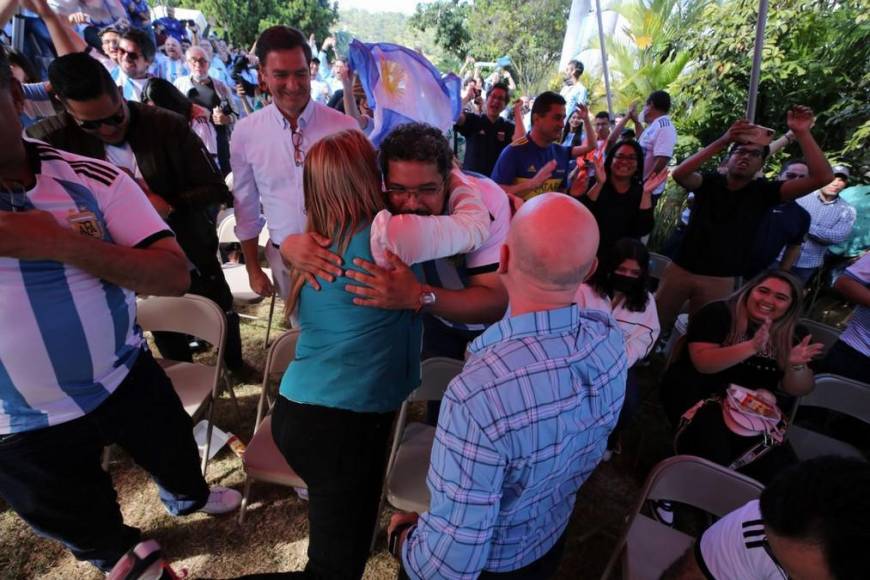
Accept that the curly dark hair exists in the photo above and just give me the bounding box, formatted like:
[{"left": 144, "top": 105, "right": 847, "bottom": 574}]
[
  {"left": 589, "top": 238, "right": 651, "bottom": 312},
  {"left": 761, "top": 456, "right": 870, "bottom": 580},
  {"left": 378, "top": 122, "right": 453, "bottom": 185}
]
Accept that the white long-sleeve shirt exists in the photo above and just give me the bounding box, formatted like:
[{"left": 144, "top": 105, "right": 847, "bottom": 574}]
[
  {"left": 574, "top": 283, "right": 660, "bottom": 367},
  {"left": 370, "top": 169, "right": 491, "bottom": 268},
  {"left": 229, "top": 100, "right": 358, "bottom": 244}
]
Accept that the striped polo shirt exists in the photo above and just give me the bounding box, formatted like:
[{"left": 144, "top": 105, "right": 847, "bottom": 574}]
[{"left": 0, "top": 139, "right": 173, "bottom": 435}]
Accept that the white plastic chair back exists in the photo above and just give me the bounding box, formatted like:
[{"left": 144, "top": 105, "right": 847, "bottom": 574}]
[
  {"left": 254, "top": 330, "right": 300, "bottom": 429},
  {"left": 217, "top": 213, "right": 239, "bottom": 245},
  {"left": 137, "top": 294, "right": 225, "bottom": 350},
  {"left": 136, "top": 294, "right": 226, "bottom": 474},
  {"left": 601, "top": 455, "right": 763, "bottom": 580},
  {"left": 648, "top": 252, "right": 672, "bottom": 282},
  {"left": 798, "top": 319, "right": 841, "bottom": 357},
  {"left": 238, "top": 330, "right": 304, "bottom": 523},
  {"left": 409, "top": 357, "right": 465, "bottom": 402},
  {"left": 790, "top": 373, "right": 870, "bottom": 461},
  {"left": 215, "top": 207, "right": 234, "bottom": 230},
  {"left": 382, "top": 357, "right": 465, "bottom": 516}
]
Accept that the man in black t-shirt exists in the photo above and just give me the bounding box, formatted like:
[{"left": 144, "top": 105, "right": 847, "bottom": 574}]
[
  {"left": 656, "top": 107, "right": 832, "bottom": 334},
  {"left": 454, "top": 82, "right": 516, "bottom": 176}
]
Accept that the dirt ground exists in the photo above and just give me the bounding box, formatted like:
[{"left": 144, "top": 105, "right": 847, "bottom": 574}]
[{"left": 0, "top": 293, "right": 853, "bottom": 580}]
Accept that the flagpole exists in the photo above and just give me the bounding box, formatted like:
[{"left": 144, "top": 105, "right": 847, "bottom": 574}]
[
  {"left": 594, "top": 0, "right": 614, "bottom": 119},
  {"left": 746, "top": 0, "right": 769, "bottom": 122}
]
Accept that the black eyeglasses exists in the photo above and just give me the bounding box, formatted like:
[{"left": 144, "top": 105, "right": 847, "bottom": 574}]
[
  {"left": 291, "top": 128, "right": 304, "bottom": 167},
  {"left": 73, "top": 105, "right": 126, "bottom": 130},
  {"left": 732, "top": 147, "right": 764, "bottom": 159},
  {"left": 783, "top": 171, "right": 807, "bottom": 180}
]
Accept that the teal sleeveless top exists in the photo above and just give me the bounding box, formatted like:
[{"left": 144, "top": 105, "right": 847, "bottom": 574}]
[{"left": 279, "top": 224, "right": 423, "bottom": 413}]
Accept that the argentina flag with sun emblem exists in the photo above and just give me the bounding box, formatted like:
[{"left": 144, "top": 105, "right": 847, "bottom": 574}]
[{"left": 348, "top": 40, "right": 462, "bottom": 146}]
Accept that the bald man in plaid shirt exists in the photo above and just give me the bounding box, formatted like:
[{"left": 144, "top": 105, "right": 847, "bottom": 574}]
[{"left": 390, "top": 194, "right": 627, "bottom": 579}]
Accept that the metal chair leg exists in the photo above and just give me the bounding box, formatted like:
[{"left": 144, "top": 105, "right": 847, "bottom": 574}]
[
  {"left": 263, "top": 292, "right": 277, "bottom": 349},
  {"left": 224, "top": 374, "right": 242, "bottom": 423},
  {"left": 201, "top": 399, "right": 216, "bottom": 476},
  {"left": 238, "top": 477, "right": 254, "bottom": 524}
]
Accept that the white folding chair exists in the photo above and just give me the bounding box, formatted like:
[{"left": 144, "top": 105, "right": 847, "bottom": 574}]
[
  {"left": 216, "top": 213, "right": 278, "bottom": 348},
  {"left": 600, "top": 455, "right": 764, "bottom": 580},
  {"left": 384, "top": 357, "right": 466, "bottom": 514},
  {"left": 798, "top": 318, "right": 842, "bottom": 357},
  {"left": 789, "top": 373, "right": 870, "bottom": 461},
  {"left": 137, "top": 294, "right": 231, "bottom": 475},
  {"left": 238, "top": 330, "right": 305, "bottom": 523},
  {"left": 648, "top": 252, "right": 672, "bottom": 283}
]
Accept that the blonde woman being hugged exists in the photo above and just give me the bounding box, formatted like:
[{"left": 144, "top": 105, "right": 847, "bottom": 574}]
[{"left": 272, "top": 129, "right": 489, "bottom": 579}]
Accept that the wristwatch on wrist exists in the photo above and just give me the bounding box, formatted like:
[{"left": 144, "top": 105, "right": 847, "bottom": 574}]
[{"left": 416, "top": 285, "right": 437, "bottom": 313}]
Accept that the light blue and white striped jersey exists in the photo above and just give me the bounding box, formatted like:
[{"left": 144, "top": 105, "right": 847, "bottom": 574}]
[
  {"left": 154, "top": 54, "right": 189, "bottom": 84},
  {"left": 115, "top": 70, "right": 152, "bottom": 102},
  {"left": 0, "top": 140, "right": 174, "bottom": 435}
]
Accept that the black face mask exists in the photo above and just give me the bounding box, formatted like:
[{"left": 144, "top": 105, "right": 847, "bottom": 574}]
[{"left": 611, "top": 273, "right": 641, "bottom": 294}]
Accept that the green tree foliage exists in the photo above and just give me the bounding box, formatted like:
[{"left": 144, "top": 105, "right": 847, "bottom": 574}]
[
  {"left": 176, "top": 0, "right": 337, "bottom": 48},
  {"left": 411, "top": 0, "right": 569, "bottom": 95},
  {"left": 595, "top": 0, "right": 709, "bottom": 111},
  {"left": 467, "top": 0, "right": 570, "bottom": 94},
  {"left": 260, "top": 0, "right": 338, "bottom": 44},
  {"left": 410, "top": 0, "right": 470, "bottom": 62},
  {"left": 338, "top": 9, "right": 461, "bottom": 72},
  {"left": 675, "top": 0, "right": 869, "bottom": 174}
]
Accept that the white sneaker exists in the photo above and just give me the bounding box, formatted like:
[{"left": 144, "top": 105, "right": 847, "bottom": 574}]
[{"left": 198, "top": 486, "right": 242, "bottom": 515}]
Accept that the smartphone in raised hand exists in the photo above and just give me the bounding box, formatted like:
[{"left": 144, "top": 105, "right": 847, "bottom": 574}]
[{"left": 740, "top": 124, "right": 775, "bottom": 146}]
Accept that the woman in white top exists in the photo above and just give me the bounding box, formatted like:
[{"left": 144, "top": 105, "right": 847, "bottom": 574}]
[{"left": 575, "top": 237, "right": 660, "bottom": 455}]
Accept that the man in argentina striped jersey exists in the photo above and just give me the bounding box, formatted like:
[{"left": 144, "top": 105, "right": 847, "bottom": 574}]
[{"left": 0, "top": 47, "right": 240, "bottom": 573}]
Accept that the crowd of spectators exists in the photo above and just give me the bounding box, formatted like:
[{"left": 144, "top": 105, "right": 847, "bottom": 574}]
[{"left": 1, "top": 2, "right": 868, "bottom": 579}]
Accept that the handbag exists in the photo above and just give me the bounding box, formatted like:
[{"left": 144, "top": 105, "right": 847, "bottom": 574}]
[{"left": 675, "top": 385, "right": 788, "bottom": 470}]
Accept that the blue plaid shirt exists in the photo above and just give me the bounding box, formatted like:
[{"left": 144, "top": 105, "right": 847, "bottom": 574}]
[
  {"left": 403, "top": 305, "right": 627, "bottom": 579},
  {"left": 794, "top": 192, "right": 856, "bottom": 268}
]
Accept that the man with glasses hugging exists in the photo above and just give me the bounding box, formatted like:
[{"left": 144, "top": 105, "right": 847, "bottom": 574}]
[
  {"left": 230, "top": 25, "right": 358, "bottom": 300},
  {"left": 26, "top": 52, "right": 251, "bottom": 377},
  {"left": 655, "top": 106, "right": 833, "bottom": 336}
]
